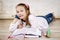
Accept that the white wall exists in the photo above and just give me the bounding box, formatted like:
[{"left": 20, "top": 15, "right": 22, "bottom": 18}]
[
  {"left": 0, "top": 0, "right": 60, "bottom": 19},
  {"left": 0, "top": 0, "right": 3, "bottom": 15}
]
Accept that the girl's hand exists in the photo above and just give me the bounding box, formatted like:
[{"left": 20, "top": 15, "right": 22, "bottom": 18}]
[{"left": 17, "top": 24, "right": 23, "bottom": 29}]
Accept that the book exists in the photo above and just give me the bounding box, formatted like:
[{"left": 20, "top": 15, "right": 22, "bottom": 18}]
[{"left": 11, "top": 27, "right": 41, "bottom": 37}]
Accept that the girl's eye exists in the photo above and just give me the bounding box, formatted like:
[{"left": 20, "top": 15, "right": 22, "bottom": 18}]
[
  {"left": 17, "top": 11, "right": 19, "bottom": 13},
  {"left": 20, "top": 10, "right": 23, "bottom": 12},
  {"left": 16, "top": 10, "right": 23, "bottom": 13}
]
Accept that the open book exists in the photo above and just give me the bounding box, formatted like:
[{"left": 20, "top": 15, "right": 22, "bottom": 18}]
[{"left": 11, "top": 27, "right": 41, "bottom": 37}]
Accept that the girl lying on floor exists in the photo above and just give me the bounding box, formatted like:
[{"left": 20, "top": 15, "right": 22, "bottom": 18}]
[{"left": 8, "top": 3, "right": 54, "bottom": 39}]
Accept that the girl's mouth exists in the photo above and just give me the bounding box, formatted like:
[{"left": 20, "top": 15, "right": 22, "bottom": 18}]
[{"left": 19, "top": 15, "right": 23, "bottom": 17}]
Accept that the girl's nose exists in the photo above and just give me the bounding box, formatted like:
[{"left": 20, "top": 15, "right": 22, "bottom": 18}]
[{"left": 18, "top": 12, "right": 22, "bottom": 15}]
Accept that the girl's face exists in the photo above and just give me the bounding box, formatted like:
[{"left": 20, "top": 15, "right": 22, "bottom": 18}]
[{"left": 16, "top": 6, "right": 28, "bottom": 20}]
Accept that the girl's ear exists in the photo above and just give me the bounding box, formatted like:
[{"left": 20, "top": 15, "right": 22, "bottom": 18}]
[{"left": 15, "top": 15, "right": 20, "bottom": 19}]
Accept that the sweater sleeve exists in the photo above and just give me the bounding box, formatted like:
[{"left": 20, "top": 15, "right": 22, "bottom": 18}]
[
  {"left": 9, "top": 20, "right": 21, "bottom": 32},
  {"left": 29, "top": 15, "right": 49, "bottom": 30},
  {"left": 37, "top": 17, "right": 49, "bottom": 30}
]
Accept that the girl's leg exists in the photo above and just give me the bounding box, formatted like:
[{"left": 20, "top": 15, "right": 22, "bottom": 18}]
[
  {"left": 45, "top": 13, "right": 53, "bottom": 18},
  {"left": 37, "top": 13, "right": 54, "bottom": 24},
  {"left": 44, "top": 13, "right": 54, "bottom": 24}
]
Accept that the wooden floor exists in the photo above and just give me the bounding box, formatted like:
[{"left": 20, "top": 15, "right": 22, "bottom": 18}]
[{"left": 0, "top": 19, "right": 60, "bottom": 40}]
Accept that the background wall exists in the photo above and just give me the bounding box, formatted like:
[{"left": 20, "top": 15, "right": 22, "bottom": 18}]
[{"left": 0, "top": 0, "right": 60, "bottom": 19}]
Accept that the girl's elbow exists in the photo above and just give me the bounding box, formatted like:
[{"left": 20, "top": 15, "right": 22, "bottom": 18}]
[{"left": 9, "top": 28, "right": 14, "bottom": 32}]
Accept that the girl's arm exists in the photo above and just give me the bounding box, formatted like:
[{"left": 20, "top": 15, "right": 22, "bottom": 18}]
[
  {"left": 12, "top": 15, "right": 20, "bottom": 24},
  {"left": 9, "top": 18, "right": 21, "bottom": 33}
]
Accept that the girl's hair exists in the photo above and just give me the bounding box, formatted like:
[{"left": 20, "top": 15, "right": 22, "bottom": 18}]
[
  {"left": 16, "top": 3, "right": 30, "bottom": 15},
  {"left": 16, "top": 3, "right": 31, "bottom": 27}
]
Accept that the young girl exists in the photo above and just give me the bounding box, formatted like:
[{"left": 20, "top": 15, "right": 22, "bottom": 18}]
[{"left": 8, "top": 3, "right": 53, "bottom": 39}]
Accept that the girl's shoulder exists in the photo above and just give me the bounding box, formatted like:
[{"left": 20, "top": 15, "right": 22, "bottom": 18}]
[
  {"left": 28, "top": 14, "right": 47, "bottom": 22},
  {"left": 28, "top": 14, "right": 36, "bottom": 20}
]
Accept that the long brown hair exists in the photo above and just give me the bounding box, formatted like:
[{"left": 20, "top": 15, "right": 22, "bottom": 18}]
[{"left": 16, "top": 3, "right": 31, "bottom": 26}]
